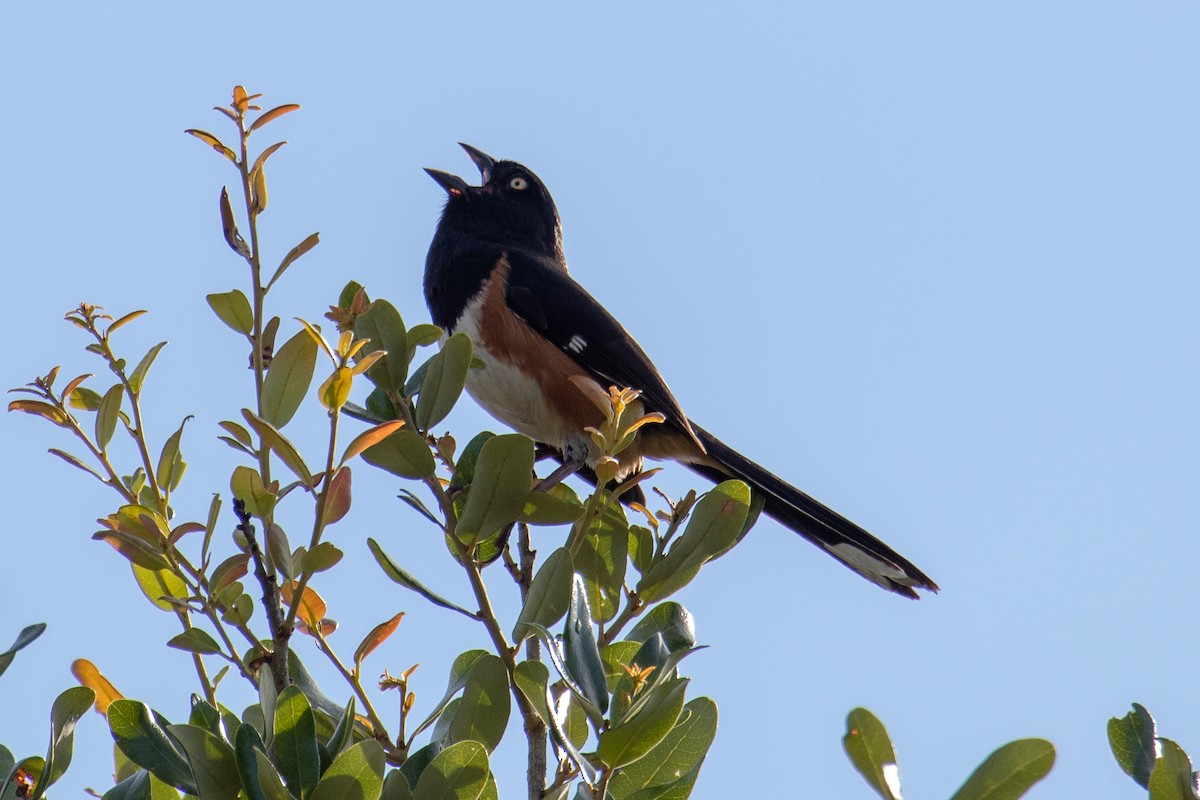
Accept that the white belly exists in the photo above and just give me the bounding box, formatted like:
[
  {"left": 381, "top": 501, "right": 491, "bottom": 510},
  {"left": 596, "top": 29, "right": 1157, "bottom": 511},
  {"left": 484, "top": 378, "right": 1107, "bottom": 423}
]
[{"left": 451, "top": 291, "right": 578, "bottom": 450}]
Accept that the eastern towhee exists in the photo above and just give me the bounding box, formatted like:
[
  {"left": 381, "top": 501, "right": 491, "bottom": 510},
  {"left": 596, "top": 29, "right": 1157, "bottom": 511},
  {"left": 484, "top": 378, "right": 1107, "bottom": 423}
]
[{"left": 423, "top": 144, "right": 937, "bottom": 598}]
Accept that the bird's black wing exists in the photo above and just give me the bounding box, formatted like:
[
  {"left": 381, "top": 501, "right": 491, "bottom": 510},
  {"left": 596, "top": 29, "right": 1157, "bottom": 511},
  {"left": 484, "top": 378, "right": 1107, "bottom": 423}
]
[{"left": 502, "top": 250, "right": 700, "bottom": 445}]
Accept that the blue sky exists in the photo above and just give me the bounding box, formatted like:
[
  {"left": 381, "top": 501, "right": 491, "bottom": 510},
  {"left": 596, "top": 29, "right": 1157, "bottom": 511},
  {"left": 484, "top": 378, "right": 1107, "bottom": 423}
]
[{"left": 3, "top": 3, "right": 1198, "bottom": 798}]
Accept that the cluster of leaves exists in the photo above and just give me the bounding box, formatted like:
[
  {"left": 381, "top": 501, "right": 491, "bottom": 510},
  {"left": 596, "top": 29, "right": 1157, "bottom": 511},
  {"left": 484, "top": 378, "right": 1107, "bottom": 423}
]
[
  {"left": 2, "top": 85, "right": 1077, "bottom": 800},
  {"left": 1109, "top": 704, "right": 1200, "bottom": 799},
  {"left": 5, "top": 87, "right": 744, "bottom": 800},
  {"left": 843, "top": 708, "right": 1054, "bottom": 800}
]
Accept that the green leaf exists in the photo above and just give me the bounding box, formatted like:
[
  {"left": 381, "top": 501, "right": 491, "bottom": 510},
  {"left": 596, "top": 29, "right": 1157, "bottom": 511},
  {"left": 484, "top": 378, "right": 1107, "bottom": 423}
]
[
  {"left": 167, "top": 629, "right": 222, "bottom": 656},
  {"left": 354, "top": 300, "right": 410, "bottom": 394},
  {"left": 399, "top": 744, "right": 443, "bottom": 795},
  {"left": 600, "top": 642, "right": 641, "bottom": 693},
  {"left": 273, "top": 686, "right": 320, "bottom": 798},
  {"left": 1108, "top": 703, "right": 1157, "bottom": 789},
  {"left": 414, "top": 333, "right": 473, "bottom": 430},
  {"left": 569, "top": 503, "right": 628, "bottom": 621},
  {"left": 231, "top": 465, "right": 275, "bottom": 518},
  {"left": 262, "top": 328, "right": 318, "bottom": 428},
  {"left": 368, "top": 539, "right": 476, "bottom": 619},
  {"left": 448, "top": 655, "right": 510, "bottom": 752},
  {"left": 362, "top": 429, "right": 436, "bottom": 479},
  {"left": 40, "top": 686, "right": 96, "bottom": 793},
  {"left": 243, "top": 411, "right": 313, "bottom": 486},
  {"left": 132, "top": 564, "right": 190, "bottom": 612},
  {"left": 626, "top": 603, "right": 696, "bottom": 653},
  {"left": 628, "top": 525, "right": 655, "bottom": 576},
  {"left": 948, "top": 738, "right": 1055, "bottom": 800},
  {"left": 96, "top": 384, "right": 124, "bottom": 450},
  {"left": 252, "top": 749, "right": 293, "bottom": 800},
  {"left": 412, "top": 740, "right": 489, "bottom": 800},
  {"left": 454, "top": 434, "right": 535, "bottom": 544},
  {"left": 1148, "top": 739, "right": 1194, "bottom": 800},
  {"left": 309, "top": 741, "right": 385, "bottom": 800},
  {"left": 0, "top": 623, "right": 46, "bottom": 678},
  {"left": 843, "top": 708, "right": 899, "bottom": 800},
  {"left": 101, "top": 769, "right": 182, "bottom": 800},
  {"left": 304, "top": 542, "right": 345, "bottom": 574},
  {"left": 607, "top": 698, "right": 717, "bottom": 799},
  {"left": 256, "top": 670, "right": 277, "bottom": 748},
  {"left": 513, "top": 548, "right": 574, "bottom": 644},
  {"left": 326, "top": 697, "right": 358, "bottom": 757},
  {"left": 206, "top": 291, "right": 254, "bottom": 336},
  {"left": 155, "top": 417, "right": 190, "bottom": 493},
  {"left": 411, "top": 651, "right": 490, "bottom": 741},
  {"left": 107, "top": 700, "right": 196, "bottom": 794},
  {"left": 597, "top": 678, "right": 688, "bottom": 769},
  {"left": 407, "top": 324, "right": 442, "bottom": 351},
  {"left": 520, "top": 484, "right": 585, "bottom": 525},
  {"left": 232, "top": 723, "right": 267, "bottom": 800},
  {"left": 636, "top": 481, "right": 750, "bottom": 603},
  {"left": 512, "top": 660, "right": 554, "bottom": 727},
  {"left": 563, "top": 573, "right": 608, "bottom": 715},
  {"left": 128, "top": 342, "right": 168, "bottom": 394},
  {"left": 165, "top": 724, "right": 240, "bottom": 800},
  {"left": 268, "top": 232, "right": 320, "bottom": 289},
  {"left": 382, "top": 770, "right": 414, "bottom": 800}
]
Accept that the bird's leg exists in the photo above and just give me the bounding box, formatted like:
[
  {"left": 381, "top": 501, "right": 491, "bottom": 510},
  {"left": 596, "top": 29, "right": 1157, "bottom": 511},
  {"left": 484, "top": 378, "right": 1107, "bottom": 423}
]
[{"left": 535, "top": 437, "right": 589, "bottom": 493}]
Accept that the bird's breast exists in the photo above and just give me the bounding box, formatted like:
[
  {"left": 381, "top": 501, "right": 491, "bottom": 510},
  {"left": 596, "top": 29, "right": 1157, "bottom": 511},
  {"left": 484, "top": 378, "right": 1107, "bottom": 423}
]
[{"left": 449, "top": 260, "right": 606, "bottom": 456}]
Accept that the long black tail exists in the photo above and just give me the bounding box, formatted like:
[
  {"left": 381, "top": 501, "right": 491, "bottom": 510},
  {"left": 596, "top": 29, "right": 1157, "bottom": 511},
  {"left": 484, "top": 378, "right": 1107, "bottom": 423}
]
[{"left": 687, "top": 424, "right": 938, "bottom": 598}]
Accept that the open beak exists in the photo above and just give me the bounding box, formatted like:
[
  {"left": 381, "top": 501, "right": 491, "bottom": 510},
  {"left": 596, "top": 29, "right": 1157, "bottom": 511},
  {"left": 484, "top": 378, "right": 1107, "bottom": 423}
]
[
  {"left": 459, "top": 143, "right": 495, "bottom": 183},
  {"left": 424, "top": 168, "right": 471, "bottom": 196}
]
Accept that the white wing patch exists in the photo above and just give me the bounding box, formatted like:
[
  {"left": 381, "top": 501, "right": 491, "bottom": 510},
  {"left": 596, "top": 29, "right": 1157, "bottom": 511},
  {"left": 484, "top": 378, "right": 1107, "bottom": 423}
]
[{"left": 567, "top": 334, "right": 587, "bottom": 353}]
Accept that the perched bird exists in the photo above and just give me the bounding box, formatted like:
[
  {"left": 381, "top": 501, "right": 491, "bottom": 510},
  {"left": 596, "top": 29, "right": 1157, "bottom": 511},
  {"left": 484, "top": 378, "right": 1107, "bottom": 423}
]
[{"left": 423, "top": 144, "right": 937, "bottom": 598}]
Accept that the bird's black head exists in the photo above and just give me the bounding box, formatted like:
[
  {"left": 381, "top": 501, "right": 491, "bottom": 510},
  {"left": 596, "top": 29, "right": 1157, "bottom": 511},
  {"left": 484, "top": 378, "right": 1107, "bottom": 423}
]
[{"left": 425, "top": 144, "right": 563, "bottom": 260}]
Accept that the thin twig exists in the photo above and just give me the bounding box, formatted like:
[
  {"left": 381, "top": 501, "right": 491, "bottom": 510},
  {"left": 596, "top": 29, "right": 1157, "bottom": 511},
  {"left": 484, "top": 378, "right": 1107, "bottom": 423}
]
[{"left": 234, "top": 498, "right": 290, "bottom": 690}]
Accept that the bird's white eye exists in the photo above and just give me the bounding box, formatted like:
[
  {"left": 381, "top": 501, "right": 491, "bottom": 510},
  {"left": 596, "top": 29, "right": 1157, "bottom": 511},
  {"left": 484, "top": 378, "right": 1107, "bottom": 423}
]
[{"left": 508, "top": 176, "right": 529, "bottom": 191}]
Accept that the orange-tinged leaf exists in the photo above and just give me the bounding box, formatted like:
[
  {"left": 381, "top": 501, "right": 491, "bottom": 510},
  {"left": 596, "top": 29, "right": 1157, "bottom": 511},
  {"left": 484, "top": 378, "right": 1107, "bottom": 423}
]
[
  {"left": 296, "top": 618, "right": 338, "bottom": 637},
  {"left": 185, "top": 129, "right": 237, "bottom": 163},
  {"left": 354, "top": 612, "right": 405, "bottom": 667},
  {"left": 71, "top": 659, "right": 124, "bottom": 714},
  {"left": 168, "top": 522, "right": 205, "bottom": 545},
  {"left": 108, "top": 310, "right": 148, "bottom": 336},
  {"left": 251, "top": 164, "right": 268, "bottom": 215},
  {"left": 60, "top": 374, "right": 92, "bottom": 402},
  {"left": 8, "top": 399, "right": 68, "bottom": 425},
  {"left": 250, "top": 104, "right": 300, "bottom": 133},
  {"left": 220, "top": 187, "right": 250, "bottom": 258},
  {"left": 341, "top": 420, "right": 405, "bottom": 465},
  {"left": 211, "top": 553, "right": 250, "bottom": 594},
  {"left": 267, "top": 231, "right": 319, "bottom": 290},
  {"left": 281, "top": 581, "right": 327, "bottom": 630},
  {"left": 322, "top": 467, "right": 352, "bottom": 526},
  {"left": 250, "top": 141, "right": 287, "bottom": 177}
]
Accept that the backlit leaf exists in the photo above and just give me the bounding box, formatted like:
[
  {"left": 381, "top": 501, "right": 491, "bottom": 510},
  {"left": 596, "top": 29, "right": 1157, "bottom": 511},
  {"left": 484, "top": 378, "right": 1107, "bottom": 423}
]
[
  {"left": 127, "top": 342, "right": 168, "bottom": 394},
  {"left": 342, "top": 420, "right": 405, "bottom": 465},
  {"left": 261, "top": 329, "right": 318, "bottom": 427},
  {"left": 70, "top": 659, "right": 123, "bottom": 714},
  {"left": 354, "top": 613, "right": 405, "bottom": 668},
  {"left": 267, "top": 232, "right": 319, "bottom": 289},
  {"left": 185, "top": 129, "right": 237, "bottom": 163},
  {"left": 206, "top": 291, "right": 254, "bottom": 336}
]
